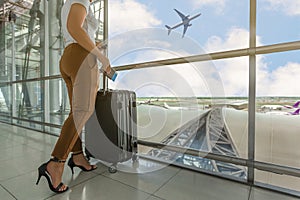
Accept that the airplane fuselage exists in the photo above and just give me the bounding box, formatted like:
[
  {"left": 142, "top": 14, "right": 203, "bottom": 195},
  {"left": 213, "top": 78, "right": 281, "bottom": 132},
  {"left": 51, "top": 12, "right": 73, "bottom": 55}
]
[{"left": 180, "top": 14, "right": 200, "bottom": 27}]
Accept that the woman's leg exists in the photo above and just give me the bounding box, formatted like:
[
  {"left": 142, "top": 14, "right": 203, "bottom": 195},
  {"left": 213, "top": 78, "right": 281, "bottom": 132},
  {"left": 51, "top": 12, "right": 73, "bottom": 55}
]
[
  {"left": 58, "top": 64, "right": 83, "bottom": 154},
  {"left": 51, "top": 68, "right": 81, "bottom": 160}
]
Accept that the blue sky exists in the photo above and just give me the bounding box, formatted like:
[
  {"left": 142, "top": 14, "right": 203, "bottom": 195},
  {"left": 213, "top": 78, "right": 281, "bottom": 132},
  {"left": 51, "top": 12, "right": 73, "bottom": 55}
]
[{"left": 107, "top": 0, "right": 300, "bottom": 97}]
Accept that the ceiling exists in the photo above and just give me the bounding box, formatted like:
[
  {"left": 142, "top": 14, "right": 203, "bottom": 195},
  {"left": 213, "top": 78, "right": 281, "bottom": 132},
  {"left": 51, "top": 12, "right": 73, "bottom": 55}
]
[{"left": 0, "top": 0, "right": 33, "bottom": 22}]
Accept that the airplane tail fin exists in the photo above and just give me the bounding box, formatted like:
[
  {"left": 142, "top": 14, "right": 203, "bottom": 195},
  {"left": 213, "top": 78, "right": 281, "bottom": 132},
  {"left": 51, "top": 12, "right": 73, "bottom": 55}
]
[
  {"left": 165, "top": 25, "right": 172, "bottom": 35},
  {"left": 163, "top": 102, "right": 169, "bottom": 109},
  {"left": 291, "top": 108, "right": 300, "bottom": 115},
  {"left": 293, "top": 100, "right": 300, "bottom": 108}
]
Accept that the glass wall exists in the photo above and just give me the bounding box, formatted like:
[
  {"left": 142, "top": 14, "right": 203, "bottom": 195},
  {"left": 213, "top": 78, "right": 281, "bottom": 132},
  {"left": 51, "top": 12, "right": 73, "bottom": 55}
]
[
  {"left": 255, "top": 50, "right": 300, "bottom": 191},
  {"left": 0, "top": 0, "right": 105, "bottom": 134},
  {"left": 107, "top": 0, "right": 250, "bottom": 181},
  {"left": 255, "top": 0, "right": 300, "bottom": 193},
  {"left": 107, "top": 0, "right": 300, "bottom": 194},
  {"left": 0, "top": 84, "right": 11, "bottom": 122}
]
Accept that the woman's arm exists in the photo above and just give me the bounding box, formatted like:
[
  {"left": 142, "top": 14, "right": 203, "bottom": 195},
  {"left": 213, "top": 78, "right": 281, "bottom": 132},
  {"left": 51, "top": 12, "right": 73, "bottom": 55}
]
[{"left": 67, "top": 3, "right": 110, "bottom": 71}]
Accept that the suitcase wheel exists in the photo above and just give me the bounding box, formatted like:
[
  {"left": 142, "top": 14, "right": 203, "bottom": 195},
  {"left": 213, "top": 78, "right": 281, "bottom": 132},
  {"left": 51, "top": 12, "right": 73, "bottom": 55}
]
[
  {"left": 108, "top": 164, "right": 117, "bottom": 173},
  {"left": 132, "top": 154, "right": 138, "bottom": 162}
]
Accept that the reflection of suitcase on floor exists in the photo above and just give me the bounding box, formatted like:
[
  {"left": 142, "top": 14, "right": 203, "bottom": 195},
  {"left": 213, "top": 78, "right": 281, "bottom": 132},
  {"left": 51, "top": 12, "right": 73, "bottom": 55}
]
[{"left": 85, "top": 89, "right": 138, "bottom": 173}]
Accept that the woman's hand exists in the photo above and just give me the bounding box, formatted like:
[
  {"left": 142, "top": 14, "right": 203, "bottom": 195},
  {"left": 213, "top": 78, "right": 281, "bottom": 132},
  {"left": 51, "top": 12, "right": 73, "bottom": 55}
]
[
  {"left": 95, "top": 41, "right": 101, "bottom": 47},
  {"left": 96, "top": 41, "right": 107, "bottom": 50},
  {"left": 101, "top": 57, "right": 111, "bottom": 74}
]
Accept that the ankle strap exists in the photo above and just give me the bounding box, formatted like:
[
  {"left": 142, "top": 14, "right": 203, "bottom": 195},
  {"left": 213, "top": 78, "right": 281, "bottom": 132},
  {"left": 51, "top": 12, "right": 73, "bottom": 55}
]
[
  {"left": 50, "top": 157, "right": 66, "bottom": 163},
  {"left": 72, "top": 151, "right": 83, "bottom": 156}
]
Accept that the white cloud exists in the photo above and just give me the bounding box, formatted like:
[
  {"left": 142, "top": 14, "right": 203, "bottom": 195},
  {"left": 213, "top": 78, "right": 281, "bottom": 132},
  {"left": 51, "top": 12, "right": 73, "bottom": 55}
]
[
  {"left": 257, "top": 62, "right": 300, "bottom": 96},
  {"left": 190, "top": 0, "right": 226, "bottom": 14},
  {"left": 109, "top": 0, "right": 161, "bottom": 34},
  {"left": 204, "top": 28, "right": 251, "bottom": 96},
  {"left": 263, "top": 0, "right": 300, "bottom": 16},
  {"left": 111, "top": 49, "right": 215, "bottom": 98},
  {"left": 205, "top": 27, "right": 300, "bottom": 97},
  {"left": 205, "top": 27, "right": 249, "bottom": 52}
]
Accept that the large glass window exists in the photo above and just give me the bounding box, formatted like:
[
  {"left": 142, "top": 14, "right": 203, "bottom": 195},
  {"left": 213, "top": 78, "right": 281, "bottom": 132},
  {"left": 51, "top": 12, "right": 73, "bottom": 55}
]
[
  {"left": 0, "top": 84, "right": 11, "bottom": 122},
  {"left": 107, "top": 2, "right": 250, "bottom": 178},
  {"left": 255, "top": 50, "right": 300, "bottom": 191},
  {"left": 0, "top": 0, "right": 105, "bottom": 133},
  {"left": 255, "top": 170, "right": 300, "bottom": 193}
]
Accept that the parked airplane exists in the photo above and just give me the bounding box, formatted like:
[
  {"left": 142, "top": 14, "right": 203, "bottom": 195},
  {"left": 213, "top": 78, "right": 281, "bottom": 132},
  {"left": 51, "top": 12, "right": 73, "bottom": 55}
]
[
  {"left": 265, "top": 108, "right": 300, "bottom": 116},
  {"left": 284, "top": 100, "right": 300, "bottom": 109},
  {"left": 261, "top": 101, "right": 300, "bottom": 112},
  {"left": 289, "top": 108, "right": 300, "bottom": 115},
  {"left": 165, "top": 9, "right": 201, "bottom": 38},
  {"left": 163, "top": 102, "right": 186, "bottom": 110},
  {"left": 162, "top": 102, "right": 199, "bottom": 110},
  {"left": 261, "top": 104, "right": 283, "bottom": 111},
  {"left": 137, "top": 97, "right": 159, "bottom": 105}
]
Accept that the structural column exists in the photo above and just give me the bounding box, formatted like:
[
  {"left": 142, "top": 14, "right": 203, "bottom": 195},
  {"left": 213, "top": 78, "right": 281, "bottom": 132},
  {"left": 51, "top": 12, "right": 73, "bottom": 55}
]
[
  {"left": 248, "top": 0, "right": 256, "bottom": 185},
  {"left": 48, "top": 0, "right": 65, "bottom": 128}
]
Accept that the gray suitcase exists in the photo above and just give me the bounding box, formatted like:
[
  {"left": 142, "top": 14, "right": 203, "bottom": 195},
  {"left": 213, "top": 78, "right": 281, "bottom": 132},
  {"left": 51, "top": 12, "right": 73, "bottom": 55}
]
[{"left": 85, "top": 89, "right": 138, "bottom": 173}]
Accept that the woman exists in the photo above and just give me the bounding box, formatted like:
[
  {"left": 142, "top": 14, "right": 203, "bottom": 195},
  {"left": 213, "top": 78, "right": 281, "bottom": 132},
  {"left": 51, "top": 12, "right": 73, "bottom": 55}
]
[{"left": 36, "top": 0, "right": 110, "bottom": 193}]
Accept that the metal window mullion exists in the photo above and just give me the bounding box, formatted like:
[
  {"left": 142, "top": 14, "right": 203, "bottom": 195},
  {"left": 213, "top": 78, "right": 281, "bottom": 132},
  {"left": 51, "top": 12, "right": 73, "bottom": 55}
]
[
  {"left": 11, "top": 21, "right": 16, "bottom": 124},
  {"left": 248, "top": 0, "right": 256, "bottom": 185},
  {"left": 42, "top": 0, "right": 50, "bottom": 132},
  {"left": 102, "top": 0, "right": 108, "bottom": 90},
  {"left": 104, "top": 0, "right": 108, "bottom": 43}
]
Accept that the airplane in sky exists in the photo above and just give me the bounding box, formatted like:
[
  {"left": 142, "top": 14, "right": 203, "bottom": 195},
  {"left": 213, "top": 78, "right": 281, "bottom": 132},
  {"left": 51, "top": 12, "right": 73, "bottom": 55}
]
[{"left": 165, "top": 9, "right": 201, "bottom": 38}]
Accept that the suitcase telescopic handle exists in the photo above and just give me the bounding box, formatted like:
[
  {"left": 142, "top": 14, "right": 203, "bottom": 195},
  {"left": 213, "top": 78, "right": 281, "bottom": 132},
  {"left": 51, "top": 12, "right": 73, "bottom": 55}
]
[{"left": 102, "top": 73, "right": 108, "bottom": 96}]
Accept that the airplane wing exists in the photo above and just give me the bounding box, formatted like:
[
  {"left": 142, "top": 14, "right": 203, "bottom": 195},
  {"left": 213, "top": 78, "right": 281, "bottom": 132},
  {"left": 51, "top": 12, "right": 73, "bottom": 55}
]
[
  {"left": 189, "top": 13, "right": 201, "bottom": 21},
  {"left": 174, "top": 9, "right": 186, "bottom": 21},
  {"left": 182, "top": 24, "right": 188, "bottom": 37}
]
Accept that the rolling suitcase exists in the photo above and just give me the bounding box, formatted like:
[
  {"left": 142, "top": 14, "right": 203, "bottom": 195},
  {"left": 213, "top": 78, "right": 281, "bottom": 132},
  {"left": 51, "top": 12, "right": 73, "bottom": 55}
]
[{"left": 85, "top": 88, "right": 138, "bottom": 173}]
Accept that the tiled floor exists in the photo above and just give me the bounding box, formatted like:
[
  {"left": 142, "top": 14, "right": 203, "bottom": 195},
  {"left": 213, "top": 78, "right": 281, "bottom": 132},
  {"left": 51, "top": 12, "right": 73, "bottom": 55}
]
[{"left": 0, "top": 122, "right": 299, "bottom": 200}]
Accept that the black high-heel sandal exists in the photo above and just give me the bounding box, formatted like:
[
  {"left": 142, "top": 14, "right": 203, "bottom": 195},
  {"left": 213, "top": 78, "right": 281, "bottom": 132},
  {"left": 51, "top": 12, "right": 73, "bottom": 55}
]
[
  {"left": 68, "top": 151, "right": 97, "bottom": 174},
  {"left": 36, "top": 158, "right": 69, "bottom": 193}
]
